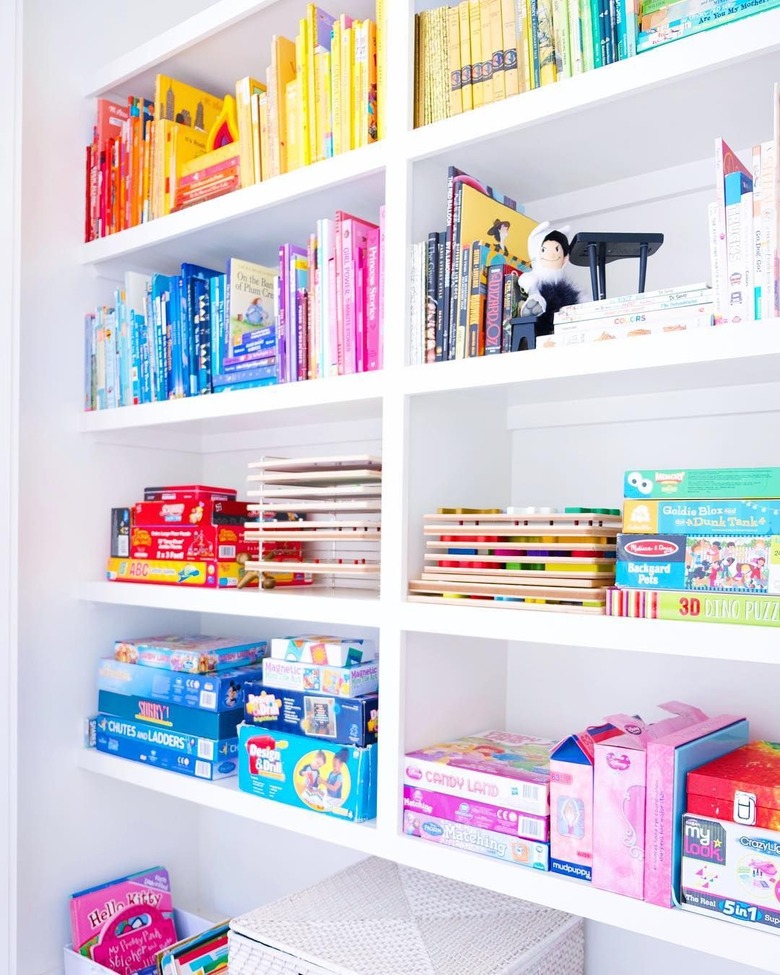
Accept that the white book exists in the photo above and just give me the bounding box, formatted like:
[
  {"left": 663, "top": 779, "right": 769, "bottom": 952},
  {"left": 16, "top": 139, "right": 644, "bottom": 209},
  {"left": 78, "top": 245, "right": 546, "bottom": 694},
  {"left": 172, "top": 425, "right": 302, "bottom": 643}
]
[
  {"left": 751, "top": 144, "right": 764, "bottom": 320},
  {"left": 740, "top": 187, "right": 755, "bottom": 322},
  {"left": 707, "top": 202, "right": 724, "bottom": 321},
  {"left": 760, "top": 139, "right": 775, "bottom": 321},
  {"left": 554, "top": 303, "right": 713, "bottom": 334}
]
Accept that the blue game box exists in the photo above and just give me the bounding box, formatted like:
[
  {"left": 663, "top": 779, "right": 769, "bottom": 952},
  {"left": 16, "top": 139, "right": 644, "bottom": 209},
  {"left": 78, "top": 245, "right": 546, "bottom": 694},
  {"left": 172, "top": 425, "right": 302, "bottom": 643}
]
[
  {"left": 97, "top": 690, "right": 243, "bottom": 739},
  {"left": 87, "top": 714, "right": 238, "bottom": 762},
  {"left": 243, "top": 682, "right": 378, "bottom": 747},
  {"left": 93, "top": 729, "right": 238, "bottom": 780}
]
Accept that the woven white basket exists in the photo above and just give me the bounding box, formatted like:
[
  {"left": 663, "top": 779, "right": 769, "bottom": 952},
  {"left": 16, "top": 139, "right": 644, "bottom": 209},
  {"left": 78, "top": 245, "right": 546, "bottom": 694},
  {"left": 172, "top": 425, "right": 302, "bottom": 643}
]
[{"left": 228, "top": 858, "right": 584, "bottom": 975}]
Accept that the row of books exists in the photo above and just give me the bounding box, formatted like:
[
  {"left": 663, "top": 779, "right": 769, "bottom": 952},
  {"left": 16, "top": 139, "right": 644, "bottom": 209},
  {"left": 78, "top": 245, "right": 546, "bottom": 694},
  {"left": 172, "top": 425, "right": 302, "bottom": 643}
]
[
  {"left": 708, "top": 94, "right": 780, "bottom": 325},
  {"left": 415, "top": 0, "right": 778, "bottom": 127},
  {"left": 84, "top": 208, "right": 385, "bottom": 410},
  {"left": 85, "top": 3, "right": 385, "bottom": 241},
  {"left": 410, "top": 167, "right": 536, "bottom": 364}
]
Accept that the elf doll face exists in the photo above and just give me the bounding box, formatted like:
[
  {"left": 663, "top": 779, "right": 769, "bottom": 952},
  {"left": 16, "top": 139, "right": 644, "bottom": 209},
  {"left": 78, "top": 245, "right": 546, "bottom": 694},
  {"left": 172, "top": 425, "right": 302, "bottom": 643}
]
[{"left": 539, "top": 239, "right": 567, "bottom": 271}]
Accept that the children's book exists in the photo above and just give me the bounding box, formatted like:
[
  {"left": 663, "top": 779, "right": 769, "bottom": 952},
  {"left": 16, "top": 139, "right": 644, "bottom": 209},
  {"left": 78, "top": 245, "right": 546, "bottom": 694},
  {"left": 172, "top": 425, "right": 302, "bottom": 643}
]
[
  {"left": 235, "top": 76, "right": 266, "bottom": 188},
  {"left": 224, "top": 258, "right": 277, "bottom": 371},
  {"left": 154, "top": 75, "right": 223, "bottom": 133},
  {"left": 181, "top": 264, "right": 221, "bottom": 396},
  {"left": 156, "top": 920, "right": 229, "bottom": 975},
  {"left": 70, "top": 867, "right": 176, "bottom": 974}
]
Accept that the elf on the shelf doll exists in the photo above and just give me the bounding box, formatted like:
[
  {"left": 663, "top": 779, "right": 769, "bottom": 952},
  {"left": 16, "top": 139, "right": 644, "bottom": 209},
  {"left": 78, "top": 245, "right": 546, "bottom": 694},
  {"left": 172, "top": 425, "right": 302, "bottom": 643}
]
[{"left": 517, "top": 222, "right": 580, "bottom": 333}]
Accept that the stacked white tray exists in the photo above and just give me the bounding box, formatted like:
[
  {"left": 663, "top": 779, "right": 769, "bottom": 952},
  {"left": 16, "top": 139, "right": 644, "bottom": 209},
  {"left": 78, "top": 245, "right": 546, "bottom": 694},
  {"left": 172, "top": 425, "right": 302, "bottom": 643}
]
[
  {"left": 227, "top": 858, "right": 583, "bottom": 975},
  {"left": 244, "top": 454, "right": 382, "bottom": 590}
]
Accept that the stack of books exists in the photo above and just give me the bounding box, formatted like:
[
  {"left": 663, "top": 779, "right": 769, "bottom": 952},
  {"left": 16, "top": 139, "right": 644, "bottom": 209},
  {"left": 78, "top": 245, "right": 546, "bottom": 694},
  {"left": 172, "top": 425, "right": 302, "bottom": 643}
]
[
  {"left": 84, "top": 3, "right": 385, "bottom": 240},
  {"left": 637, "top": 0, "right": 780, "bottom": 51},
  {"left": 538, "top": 283, "right": 714, "bottom": 349}
]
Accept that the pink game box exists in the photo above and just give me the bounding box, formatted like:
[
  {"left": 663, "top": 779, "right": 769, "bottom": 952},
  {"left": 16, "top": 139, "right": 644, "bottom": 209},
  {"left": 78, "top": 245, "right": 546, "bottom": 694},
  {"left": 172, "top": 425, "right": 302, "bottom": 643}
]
[{"left": 403, "top": 785, "right": 549, "bottom": 841}]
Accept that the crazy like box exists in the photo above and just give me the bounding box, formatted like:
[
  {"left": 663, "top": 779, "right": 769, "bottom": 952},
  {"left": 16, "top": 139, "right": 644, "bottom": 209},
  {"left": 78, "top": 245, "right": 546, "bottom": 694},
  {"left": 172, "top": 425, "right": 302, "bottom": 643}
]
[
  {"left": 681, "top": 814, "right": 780, "bottom": 935},
  {"left": 687, "top": 741, "right": 780, "bottom": 831},
  {"left": 238, "top": 724, "right": 377, "bottom": 823},
  {"left": 243, "top": 682, "right": 378, "bottom": 747}
]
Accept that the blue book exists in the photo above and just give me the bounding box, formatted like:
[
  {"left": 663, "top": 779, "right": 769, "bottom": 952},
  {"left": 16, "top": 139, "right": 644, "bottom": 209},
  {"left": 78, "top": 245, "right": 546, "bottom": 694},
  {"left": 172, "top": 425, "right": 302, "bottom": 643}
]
[
  {"left": 168, "top": 275, "right": 186, "bottom": 399},
  {"left": 151, "top": 274, "right": 171, "bottom": 401},
  {"left": 181, "top": 262, "right": 220, "bottom": 395},
  {"left": 209, "top": 274, "right": 226, "bottom": 391}
]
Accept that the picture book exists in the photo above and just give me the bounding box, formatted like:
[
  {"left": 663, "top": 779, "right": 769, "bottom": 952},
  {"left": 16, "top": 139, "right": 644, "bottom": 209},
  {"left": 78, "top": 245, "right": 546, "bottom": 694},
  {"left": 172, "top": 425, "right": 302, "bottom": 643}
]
[
  {"left": 154, "top": 75, "right": 223, "bottom": 133},
  {"left": 70, "top": 866, "right": 176, "bottom": 973},
  {"left": 235, "top": 76, "right": 266, "bottom": 188},
  {"left": 156, "top": 920, "right": 229, "bottom": 975},
  {"left": 224, "top": 258, "right": 277, "bottom": 370}
]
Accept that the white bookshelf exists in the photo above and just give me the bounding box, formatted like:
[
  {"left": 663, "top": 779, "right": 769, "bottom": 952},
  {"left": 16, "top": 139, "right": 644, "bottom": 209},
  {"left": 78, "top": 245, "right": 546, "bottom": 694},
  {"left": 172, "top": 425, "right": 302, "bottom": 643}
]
[{"left": 13, "top": 2, "right": 780, "bottom": 975}]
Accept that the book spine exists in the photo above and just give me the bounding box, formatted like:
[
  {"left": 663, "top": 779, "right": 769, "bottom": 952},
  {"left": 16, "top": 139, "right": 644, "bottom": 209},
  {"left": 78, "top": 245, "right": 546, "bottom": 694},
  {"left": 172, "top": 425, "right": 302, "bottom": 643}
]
[
  {"left": 328, "top": 248, "right": 338, "bottom": 376},
  {"left": 724, "top": 172, "right": 749, "bottom": 324},
  {"left": 366, "top": 19, "right": 378, "bottom": 142},
  {"left": 468, "top": 0, "right": 484, "bottom": 108},
  {"left": 307, "top": 231, "right": 318, "bottom": 379},
  {"left": 441, "top": 173, "right": 457, "bottom": 361},
  {"left": 342, "top": 221, "right": 358, "bottom": 374},
  {"left": 501, "top": 0, "right": 519, "bottom": 95},
  {"left": 341, "top": 21, "right": 353, "bottom": 151},
  {"left": 376, "top": 0, "right": 386, "bottom": 140},
  {"left": 410, "top": 243, "right": 421, "bottom": 366},
  {"left": 760, "top": 139, "right": 776, "bottom": 320},
  {"left": 555, "top": 306, "right": 714, "bottom": 333},
  {"left": 740, "top": 184, "right": 755, "bottom": 322},
  {"left": 379, "top": 204, "right": 385, "bottom": 370},
  {"left": 295, "top": 23, "right": 311, "bottom": 168},
  {"left": 447, "top": 181, "right": 465, "bottom": 360},
  {"left": 458, "top": 2, "right": 474, "bottom": 109},
  {"left": 580, "top": 0, "right": 594, "bottom": 69},
  {"left": 568, "top": 0, "right": 584, "bottom": 72},
  {"left": 485, "top": 264, "right": 505, "bottom": 354},
  {"left": 447, "top": 6, "right": 463, "bottom": 117},
  {"left": 426, "top": 232, "right": 439, "bottom": 364},
  {"left": 752, "top": 143, "right": 763, "bottom": 320},
  {"left": 707, "top": 202, "right": 725, "bottom": 324},
  {"left": 365, "top": 227, "right": 380, "bottom": 372},
  {"left": 457, "top": 244, "right": 471, "bottom": 358},
  {"left": 286, "top": 79, "right": 300, "bottom": 171},
  {"left": 487, "top": 0, "right": 504, "bottom": 101},
  {"left": 529, "top": 0, "right": 542, "bottom": 87},
  {"left": 590, "top": 0, "right": 604, "bottom": 68},
  {"left": 331, "top": 21, "right": 343, "bottom": 155},
  {"left": 467, "top": 242, "right": 483, "bottom": 357},
  {"left": 554, "top": 286, "right": 713, "bottom": 322},
  {"left": 552, "top": 0, "right": 571, "bottom": 78},
  {"left": 276, "top": 246, "right": 288, "bottom": 383},
  {"left": 502, "top": 268, "right": 518, "bottom": 352},
  {"left": 479, "top": 1, "right": 495, "bottom": 105},
  {"left": 334, "top": 212, "right": 345, "bottom": 374}
]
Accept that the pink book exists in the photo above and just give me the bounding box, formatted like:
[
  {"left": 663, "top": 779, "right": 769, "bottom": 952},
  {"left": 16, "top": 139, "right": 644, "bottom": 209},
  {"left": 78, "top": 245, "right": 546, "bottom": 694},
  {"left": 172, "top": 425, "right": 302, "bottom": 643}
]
[
  {"left": 378, "top": 205, "right": 385, "bottom": 370},
  {"left": 592, "top": 701, "right": 708, "bottom": 900},
  {"left": 70, "top": 866, "right": 176, "bottom": 973},
  {"left": 327, "top": 254, "right": 338, "bottom": 375},
  {"left": 365, "top": 225, "right": 381, "bottom": 372},
  {"left": 643, "top": 714, "right": 748, "bottom": 908},
  {"left": 355, "top": 240, "right": 366, "bottom": 373},
  {"left": 342, "top": 214, "right": 380, "bottom": 375},
  {"left": 334, "top": 211, "right": 347, "bottom": 374}
]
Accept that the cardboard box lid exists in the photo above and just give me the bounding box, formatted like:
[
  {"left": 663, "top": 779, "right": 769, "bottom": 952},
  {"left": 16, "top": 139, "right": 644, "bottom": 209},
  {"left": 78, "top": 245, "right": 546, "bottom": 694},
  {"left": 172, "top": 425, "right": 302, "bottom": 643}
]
[{"left": 687, "top": 741, "right": 780, "bottom": 813}]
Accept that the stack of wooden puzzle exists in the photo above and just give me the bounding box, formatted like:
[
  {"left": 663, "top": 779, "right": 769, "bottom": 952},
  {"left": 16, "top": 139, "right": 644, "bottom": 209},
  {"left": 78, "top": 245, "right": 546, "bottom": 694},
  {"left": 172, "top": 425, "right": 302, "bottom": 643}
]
[
  {"left": 408, "top": 508, "right": 621, "bottom": 613},
  {"left": 244, "top": 454, "right": 382, "bottom": 590}
]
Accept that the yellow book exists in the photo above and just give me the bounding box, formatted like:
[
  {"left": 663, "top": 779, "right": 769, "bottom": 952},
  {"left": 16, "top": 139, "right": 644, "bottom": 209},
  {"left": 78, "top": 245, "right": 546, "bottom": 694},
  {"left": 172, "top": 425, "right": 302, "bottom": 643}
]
[
  {"left": 468, "top": 0, "right": 483, "bottom": 109},
  {"left": 258, "top": 91, "right": 271, "bottom": 182},
  {"left": 314, "top": 50, "right": 331, "bottom": 160},
  {"left": 353, "top": 20, "right": 365, "bottom": 148},
  {"left": 180, "top": 141, "right": 239, "bottom": 179},
  {"left": 489, "top": 0, "right": 506, "bottom": 101},
  {"left": 421, "top": 11, "right": 431, "bottom": 125},
  {"left": 457, "top": 2, "right": 473, "bottom": 111},
  {"left": 331, "top": 19, "right": 343, "bottom": 154},
  {"left": 376, "top": 0, "right": 386, "bottom": 140},
  {"left": 341, "top": 22, "right": 354, "bottom": 150},
  {"left": 458, "top": 181, "right": 537, "bottom": 268},
  {"left": 153, "top": 75, "right": 223, "bottom": 134},
  {"left": 447, "top": 6, "right": 463, "bottom": 118},
  {"left": 433, "top": 8, "right": 447, "bottom": 122},
  {"left": 537, "top": 0, "right": 558, "bottom": 86},
  {"left": 286, "top": 78, "right": 301, "bottom": 171},
  {"left": 501, "top": 0, "right": 520, "bottom": 96},
  {"left": 295, "top": 23, "right": 312, "bottom": 167},
  {"left": 267, "top": 35, "right": 297, "bottom": 176},
  {"left": 307, "top": 5, "right": 337, "bottom": 163},
  {"left": 366, "top": 19, "right": 377, "bottom": 142},
  {"left": 250, "top": 92, "right": 262, "bottom": 182},
  {"left": 479, "top": 0, "right": 494, "bottom": 105},
  {"left": 414, "top": 13, "right": 422, "bottom": 128},
  {"left": 153, "top": 119, "right": 209, "bottom": 217},
  {"left": 518, "top": 0, "right": 534, "bottom": 91},
  {"left": 235, "top": 77, "right": 266, "bottom": 188}
]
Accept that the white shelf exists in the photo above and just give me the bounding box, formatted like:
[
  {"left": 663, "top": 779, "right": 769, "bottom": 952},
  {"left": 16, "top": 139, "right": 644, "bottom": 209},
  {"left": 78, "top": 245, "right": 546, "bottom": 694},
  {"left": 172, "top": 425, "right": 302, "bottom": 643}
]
[
  {"left": 406, "top": 10, "right": 780, "bottom": 199},
  {"left": 78, "top": 144, "right": 387, "bottom": 277},
  {"left": 78, "top": 749, "right": 381, "bottom": 855},
  {"left": 400, "top": 601, "right": 780, "bottom": 664},
  {"left": 79, "top": 581, "right": 381, "bottom": 627},
  {"left": 389, "top": 837, "right": 780, "bottom": 974}
]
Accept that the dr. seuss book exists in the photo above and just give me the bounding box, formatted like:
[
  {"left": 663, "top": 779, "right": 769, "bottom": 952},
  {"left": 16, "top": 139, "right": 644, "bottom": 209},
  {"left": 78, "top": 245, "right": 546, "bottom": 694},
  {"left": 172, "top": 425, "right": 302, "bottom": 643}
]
[{"left": 70, "top": 866, "right": 177, "bottom": 973}]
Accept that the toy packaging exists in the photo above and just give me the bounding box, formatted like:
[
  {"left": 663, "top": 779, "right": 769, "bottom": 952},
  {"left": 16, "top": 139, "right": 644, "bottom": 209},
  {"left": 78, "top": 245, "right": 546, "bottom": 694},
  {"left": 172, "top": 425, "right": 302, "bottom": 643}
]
[
  {"left": 97, "top": 657, "right": 264, "bottom": 711},
  {"left": 403, "top": 730, "right": 556, "bottom": 817},
  {"left": 106, "top": 555, "right": 258, "bottom": 588},
  {"left": 130, "top": 524, "right": 257, "bottom": 563},
  {"left": 616, "top": 533, "right": 777, "bottom": 593},
  {"left": 243, "top": 682, "right": 378, "bottom": 746},
  {"left": 269, "top": 635, "right": 377, "bottom": 666},
  {"left": 261, "top": 657, "right": 379, "bottom": 698},
  {"left": 622, "top": 498, "right": 780, "bottom": 536},
  {"left": 114, "top": 635, "right": 267, "bottom": 674},
  {"left": 549, "top": 722, "right": 622, "bottom": 882},
  {"left": 606, "top": 587, "right": 780, "bottom": 628},
  {"left": 680, "top": 814, "right": 780, "bottom": 934},
  {"left": 98, "top": 690, "right": 244, "bottom": 740},
  {"left": 143, "top": 484, "right": 237, "bottom": 501},
  {"left": 592, "top": 701, "right": 709, "bottom": 899},
  {"left": 133, "top": 499, "right": 251, "bottom": 526},
  {"left": 687, "top": 741, "right": 780, "bottom": 830},
  {"left": 238, "top": 723, "right": 377, "bottom": 822},
  {"left": 403, "top": 785, "right": 548, "bottom": 841},
  {"left": 403, "top": 809, "right": 549, "bottom": 870},
  {"left": 643, "top": 715, "right": 748, "bottom": 908},
  {"left": 623, "top": 467, "right": 780, "bottom": 500},
  {"left": 88, "top": 714, "right": 238, "bottom": 762},
  {"left": 70, "top": 867, "right": 177, "bottom": 973},
  {"left": 94, "top": 726, "right": 239, "bottom": 780},
  {"left": 110, "top": 507, "right": 130, "bottom": 558}
]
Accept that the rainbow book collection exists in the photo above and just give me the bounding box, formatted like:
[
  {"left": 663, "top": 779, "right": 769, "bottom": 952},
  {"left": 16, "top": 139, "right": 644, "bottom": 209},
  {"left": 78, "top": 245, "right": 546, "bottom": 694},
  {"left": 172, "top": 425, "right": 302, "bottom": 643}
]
[
  {"left": 84, "top": 3, "right": 384, "bottom": 241},
  {"left": 415, "top": 0, "right": 779, "bottom": 126}
]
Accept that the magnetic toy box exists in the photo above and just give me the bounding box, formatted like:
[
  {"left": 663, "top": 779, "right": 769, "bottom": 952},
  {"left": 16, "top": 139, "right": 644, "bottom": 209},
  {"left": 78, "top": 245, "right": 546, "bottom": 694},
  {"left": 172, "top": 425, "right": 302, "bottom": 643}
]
[
  {"left": 97, "top": 657, "right": 264, "bottom": 711},
  {"left": 143, "top": 484, "right": 237, "bottom": 501},
  {"left": 98, "top": 690, "right": 243, "bottom": 739},
  {"left": 592, "top": 701, "right": 709, "bottom": 899},
  {"left": 402, "top": 785, "right": 549, "bottom": 841},
  {"left": 623, "top": 467, "right": 780, "bottom": 500},
  {"left": 106, "top": 556, "right": 256, "bottom": 588},
  {"left": 88, "top": 714, "right": 238, "bottom": 763},
  {"left": 269, "top": 635, "right": 377, "bottom": 666},
  {"left": 622, "top": 498, "right": 780, "bottom": 536},
  {"left": 687, "top": 741, "right": 780, "bottom": 831},
  {"left": 238, "top": 723, "right": 377, "bottom": 822},
  {"left": 261, "top": 657, "right": 379, "bottom": 698},
  {"left": 549, "top": 722, "right": 621, "bottom": 882},
  {"left": 615, "top": 533, "right": 778, "bottom": 593},
  {"left": 243, "top": 682, "right": 378, "bottom": 746},
  {"left": 129, "top": 524, "right": 256, "bottom": 563},
  {"left": 643, "top": 715, "right": 748, "bottom": 908},
  {"left": 680, "top": 814, "right": 780, "bottom": 934},
  {"left": 403, "top": 730, "right": 556, "bottom": 817},
  {"left": 94, "top": 726, "right": 238, "bottom": 780},
  {"left": 113, "top": 635, "right": 267, "bottom": 674},
  {"left": 403, "top": 810, "right": 549, "bottom": 870}
]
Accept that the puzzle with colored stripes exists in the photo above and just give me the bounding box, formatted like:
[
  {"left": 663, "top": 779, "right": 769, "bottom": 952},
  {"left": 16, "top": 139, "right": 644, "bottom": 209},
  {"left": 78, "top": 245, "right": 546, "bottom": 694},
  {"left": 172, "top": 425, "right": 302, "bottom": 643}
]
[{"left": 408, "top": 508, "right": 621, "bottom": 613}]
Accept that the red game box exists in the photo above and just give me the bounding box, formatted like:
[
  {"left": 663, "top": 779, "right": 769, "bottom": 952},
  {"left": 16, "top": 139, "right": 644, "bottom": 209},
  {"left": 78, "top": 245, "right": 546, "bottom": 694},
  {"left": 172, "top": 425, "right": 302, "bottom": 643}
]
[
  {"left": 687, "top": 741, "right": 780, "bottom": 831},
  {"left": 133, "top": 499, "right": 251, "bottom": 527},
  {"left": 130, "top": 524, "right": 257, "bottom": 562},
  {"left": 143, "top": 484, "right": 238, "bottom": 502}
]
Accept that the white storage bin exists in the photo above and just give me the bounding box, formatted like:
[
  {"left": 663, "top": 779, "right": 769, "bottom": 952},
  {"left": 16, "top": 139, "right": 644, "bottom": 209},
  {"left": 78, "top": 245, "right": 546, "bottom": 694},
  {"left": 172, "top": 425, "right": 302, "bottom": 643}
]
[
  {"left": 63, "top": 909, "right": 213, "bottom": 975},
  {"left": 228, "top": 858, "right": 584, "bottom": 975}
]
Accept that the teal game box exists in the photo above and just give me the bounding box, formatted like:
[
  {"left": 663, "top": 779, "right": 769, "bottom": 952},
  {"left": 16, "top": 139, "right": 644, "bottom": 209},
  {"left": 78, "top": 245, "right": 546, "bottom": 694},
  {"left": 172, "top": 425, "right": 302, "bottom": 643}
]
[
  {"left": 624, "top": 468, "right": 780, "bottom": 501},
  {"left": 238, "top": 724, "right": 377, "bottom": 822}
]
